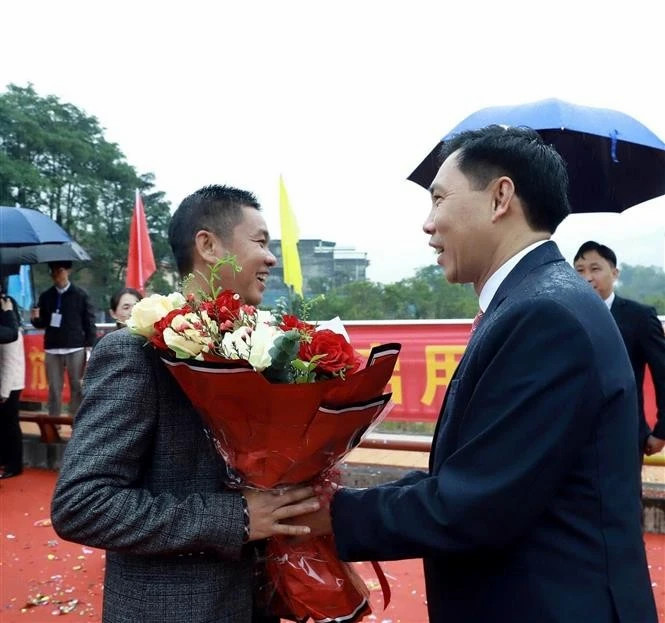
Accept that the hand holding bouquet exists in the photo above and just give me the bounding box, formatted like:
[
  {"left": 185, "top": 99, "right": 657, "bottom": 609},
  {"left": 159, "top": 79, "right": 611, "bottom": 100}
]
[{"left": 127, "top": 258, "right": 400, "bottom": 622}]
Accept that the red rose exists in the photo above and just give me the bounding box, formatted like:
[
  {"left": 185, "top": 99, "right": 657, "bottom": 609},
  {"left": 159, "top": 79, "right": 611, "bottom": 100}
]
[
  {"left": 201, "top": 290, "right": 242, "bottom": 324},
  {"left": 281, "top": 314, "right": 315, "bottom": 334},
  {"left": 150, "top": 307, "right": 191, "bottom": 350},
  {"left": 299, "top": 329, "right": 361, "bottom": 375},
  {"left": 240, "top": 304, "right": 256, "bottom": 316}
]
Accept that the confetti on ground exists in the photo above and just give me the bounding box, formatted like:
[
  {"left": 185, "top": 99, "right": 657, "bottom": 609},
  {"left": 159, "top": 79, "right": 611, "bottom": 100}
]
[
  {"left": 2, "top": 470, "right": 105, "bottom": 622},
  {"left": 3, "top": 468, "right": 665, "bottom": 623},
  {"left": 33, "top": 517, "right": 52, "bottom": 527}
]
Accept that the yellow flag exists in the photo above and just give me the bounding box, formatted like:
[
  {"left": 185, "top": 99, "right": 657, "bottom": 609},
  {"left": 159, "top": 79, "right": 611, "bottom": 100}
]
[{"left": 279, "top": 176, "right": 303, "bottom": 296}]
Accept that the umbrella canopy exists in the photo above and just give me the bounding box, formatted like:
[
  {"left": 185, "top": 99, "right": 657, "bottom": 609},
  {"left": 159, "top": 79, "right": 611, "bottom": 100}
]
[
  {"left": 408, "top": 98, "right": 665, "bottom": 214},
  {"left": 0, "top": 206, "right": 72, "bottom": 246},
  {"left": 0, "top": 241, "right": 91, "bottom": 265}
]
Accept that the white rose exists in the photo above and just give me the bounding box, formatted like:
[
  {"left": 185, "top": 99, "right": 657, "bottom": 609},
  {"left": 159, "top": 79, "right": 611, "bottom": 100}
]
[
  {"left": 163, "top": 327, "right": 207, "bottom": 359},
  {"left": 247, "top": 322, "right": 279, "bottom": 371},
  {"left": 127, "top": 294, "right": 177, "bottom": 338},
  {"left": 167, "top": 292, "right": 187, "bottom": 308},
  {"left": 170, "top": 312, "right": 203, "bottom": 333}
]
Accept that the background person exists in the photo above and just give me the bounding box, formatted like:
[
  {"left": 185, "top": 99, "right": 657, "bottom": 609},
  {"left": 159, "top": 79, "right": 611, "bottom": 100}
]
[
  {"left": 298, "top": 126, "right": 656, "bottom": 623},
  {"left": 109, "top": 286, "right": 142, "bottom": 329},
  {"left": 30, "top": 261, "right": 96, "bottom": 418},
  {"left": 0, "top": 286, "right": 24, "bottom": 479},
  {"left": 51, "top": 185, "right": 318, "bottom": 623},
  {"left": 574, "top": 240, "right": 665, "bottom": 456},
  {"left": 0, "top": 295, "right": 18, "bottom": 344}
]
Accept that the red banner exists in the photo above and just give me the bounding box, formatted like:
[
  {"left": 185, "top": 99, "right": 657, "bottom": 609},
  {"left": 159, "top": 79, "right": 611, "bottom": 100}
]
[{"left": 22, "top": 321, "right": 659, "bottom": 426}]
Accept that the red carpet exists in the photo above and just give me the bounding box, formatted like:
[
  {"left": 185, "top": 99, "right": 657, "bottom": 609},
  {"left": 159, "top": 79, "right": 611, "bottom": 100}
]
[
  {"left": 0, "top": 469, "right": 426, "bottom": 622},
  {"left": 1, "top": 468, "right": 664, "bottom": 622}
]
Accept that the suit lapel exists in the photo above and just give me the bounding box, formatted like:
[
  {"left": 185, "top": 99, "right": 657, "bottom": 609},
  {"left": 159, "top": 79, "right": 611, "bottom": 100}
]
[
  {"left": 429, "top": 241, "right": 566, "bottom": 471},
  {"left": 485, "top": 241, "right": 564, "bottom": 317},
  {"left": 610, "top": 295, "right": 625, "bottom": 323}
]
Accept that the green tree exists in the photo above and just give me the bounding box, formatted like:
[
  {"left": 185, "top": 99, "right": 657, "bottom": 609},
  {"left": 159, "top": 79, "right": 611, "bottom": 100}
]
[
  {"left": 400, "top": 265, "right": 478, "bottom": 318},
  {"left": 617, "top": 263, "right": 665, "bottom": 315},
  {"left": 310, "top": 280, "right": 388, "bottom": 320},
  {"left": 307, "top": 265, "right": 478, "bottom": 320},
  {"left": 0, "top": 84, "right": 173, "bottom": 314}
]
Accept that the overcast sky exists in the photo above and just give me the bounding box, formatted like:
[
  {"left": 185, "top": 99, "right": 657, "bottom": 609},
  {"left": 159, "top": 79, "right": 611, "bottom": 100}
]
[{"left": 2, "top": 1, "right": 664, "bottom": 282}]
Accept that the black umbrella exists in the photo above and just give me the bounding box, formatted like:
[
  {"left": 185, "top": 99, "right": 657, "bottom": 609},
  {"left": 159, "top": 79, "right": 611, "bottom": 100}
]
[
  {"left": 0, "top": 241, "right": 91, "bottom": 265},
  {"left": 408, "top": 98, "right": 665, "bottom": 214}
]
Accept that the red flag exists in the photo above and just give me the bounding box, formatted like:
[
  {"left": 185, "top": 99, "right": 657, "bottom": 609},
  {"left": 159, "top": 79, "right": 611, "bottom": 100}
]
[{"left": 126, "top": 189, "right": 156, "bottom": 294}]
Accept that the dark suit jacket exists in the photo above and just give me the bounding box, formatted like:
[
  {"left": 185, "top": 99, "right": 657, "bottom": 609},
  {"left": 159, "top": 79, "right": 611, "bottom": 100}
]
[
  {"left": 611, "top": 294, "right": 665, "bottom": 444},
  {"left": 331, "top": 242, "right": 656, "bottom": 623},
  {"left": 0, "top": 308, "right": 18, "bottom": 343},
  {"left": 51, "top": 330, "right": 260, "bottom": 623},
  {"left": 31, "top": 283, "right": 97, "bottom": 348}
]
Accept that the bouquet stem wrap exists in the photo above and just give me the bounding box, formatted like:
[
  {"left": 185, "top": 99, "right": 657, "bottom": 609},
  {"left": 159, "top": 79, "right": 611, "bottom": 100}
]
[{"left": 161, "top": 343, "right": 401, "bottom": 622}]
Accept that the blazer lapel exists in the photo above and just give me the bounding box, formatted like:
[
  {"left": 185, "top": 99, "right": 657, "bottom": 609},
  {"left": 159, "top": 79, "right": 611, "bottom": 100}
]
[
  {"left": 610, "top": 295, "right": 626, "bottom": 322},
  {"left": 429, "top": 241, "right": 566, "bottom": 471},
  {"left": 485, "top": 241, "right": 564, "bottom": 317}
]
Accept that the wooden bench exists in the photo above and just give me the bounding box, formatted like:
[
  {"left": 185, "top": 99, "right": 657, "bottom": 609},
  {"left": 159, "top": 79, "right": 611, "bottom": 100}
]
[{"left": 19, "top": 412, "right": 73, "bottom": 444}]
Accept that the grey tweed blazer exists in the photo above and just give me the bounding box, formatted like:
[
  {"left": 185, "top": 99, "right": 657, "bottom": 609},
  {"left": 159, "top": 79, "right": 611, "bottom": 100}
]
[{"left": 51, "top": 330, "right": 259, "bottom": 623}]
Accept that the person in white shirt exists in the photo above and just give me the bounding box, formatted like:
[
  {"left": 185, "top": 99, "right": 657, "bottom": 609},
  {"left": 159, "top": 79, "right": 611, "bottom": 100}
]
[
  {"left": 298, "top": 125, "right": 656, "bottom": 623},
  {"left": 574, "top": 240, "right": 665, "bottom": 456},
  {"left": 0, "top": 287, "right": 25, "bottom": 479}
]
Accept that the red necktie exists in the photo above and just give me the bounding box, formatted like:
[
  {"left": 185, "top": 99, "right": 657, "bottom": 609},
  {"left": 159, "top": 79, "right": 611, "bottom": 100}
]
[{"left": 471, "top": 310, "right": 484, "bottom": 333}]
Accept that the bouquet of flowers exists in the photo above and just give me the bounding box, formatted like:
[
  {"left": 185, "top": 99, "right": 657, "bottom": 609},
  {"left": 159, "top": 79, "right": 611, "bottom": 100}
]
[{"left": 127, "top": 259, "right": 400, "bottom": 623}]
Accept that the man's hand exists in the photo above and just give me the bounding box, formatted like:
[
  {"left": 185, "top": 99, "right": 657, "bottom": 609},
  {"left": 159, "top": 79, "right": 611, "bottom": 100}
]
[
  {"left": 1, "top": 298, "right": 14, "bottom": 312},
  {"left": 645, "top": 435, "right": 665, "bottom": 456},
  {"left": 243, "top": 486, "right": 320, "bottom": 541},
  {"left": 293, "top": 506, "right": 334, "bottom": 538},
  {"left": 30, "top": 306, "right": 39, "bottom": 319}
]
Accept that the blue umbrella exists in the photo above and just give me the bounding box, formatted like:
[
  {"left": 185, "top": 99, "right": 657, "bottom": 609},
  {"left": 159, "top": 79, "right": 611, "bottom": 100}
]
[
  {"left": 0, "top": 205, "right": 72, "bottom": 246},
  {"left": 408, "top": 98, "right": 665, "bottom": 214}
]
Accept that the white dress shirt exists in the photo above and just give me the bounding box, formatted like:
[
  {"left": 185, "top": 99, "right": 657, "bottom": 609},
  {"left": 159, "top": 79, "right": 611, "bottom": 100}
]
[{"left": 478, "top": 240, "right": 550, "bottom": 313}]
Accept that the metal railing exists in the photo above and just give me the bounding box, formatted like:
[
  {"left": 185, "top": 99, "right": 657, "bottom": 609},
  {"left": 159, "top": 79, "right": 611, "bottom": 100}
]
[
  {"left": 20, "top": 414, "right": 665, "bottom": 467},
  {"left": 359, "top": 433, "right": 665, "bottom": 466}
]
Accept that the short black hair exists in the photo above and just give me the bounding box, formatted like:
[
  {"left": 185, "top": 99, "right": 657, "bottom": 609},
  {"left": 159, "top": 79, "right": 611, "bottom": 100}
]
[
  {"left": 436, "top": 125, "right": 570, "bottom": 233},
  {"left": 109, "top": 287, "right": 143, "bottom": 311},
  {"left": 48, "top": 261, "right": 73, "bottom": 271},
  {"left": 573, "top": 240, "right": 617, "bottom": 268},
  {"left": 168, "top": 185, "right": 261, "bottom": 276}
]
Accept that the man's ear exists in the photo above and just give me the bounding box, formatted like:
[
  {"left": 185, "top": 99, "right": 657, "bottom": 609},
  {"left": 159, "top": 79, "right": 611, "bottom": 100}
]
[
  {"left": 490, "top": 176, "right": 515, "bottom": 223},
  {"left": 613, "top": 266, "right": 620, "bottom": 281},
  {"left": 193, "top": 230, "right": 223, "bottom": 265}
]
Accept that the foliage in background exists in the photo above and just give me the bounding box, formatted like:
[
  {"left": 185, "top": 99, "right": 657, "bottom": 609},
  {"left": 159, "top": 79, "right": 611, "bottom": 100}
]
[
  {"left": 4, "top": 84, "right": 665, "bottom": 321},
  {"left": 0, "top": 83, "right": 173, "bottom": 316},
  {"left": 307, "top": 265, "right": 478, "bottom": 320},
  {"left": 296, "top": 263, "right": 665, "bottom": 320},
  {"left": 617, "top": 264, "right": 665, "bottom": 314}
]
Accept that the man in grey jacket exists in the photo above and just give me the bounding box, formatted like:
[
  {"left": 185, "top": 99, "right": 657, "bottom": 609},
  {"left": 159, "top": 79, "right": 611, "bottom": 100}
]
[{"left": 52, "top": 185, "right": 319, "bottom": 623}]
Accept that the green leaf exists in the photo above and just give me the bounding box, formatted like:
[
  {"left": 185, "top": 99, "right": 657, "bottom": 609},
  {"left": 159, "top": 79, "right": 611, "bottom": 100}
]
[{"left": 268, "top": 329, "right": 301, "bottom": 369}]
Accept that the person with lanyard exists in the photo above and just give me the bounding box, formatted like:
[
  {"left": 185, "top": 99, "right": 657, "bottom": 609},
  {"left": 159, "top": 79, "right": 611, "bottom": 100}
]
[{"left": 31, "top": 261, "right": 96, "bottom": 418}]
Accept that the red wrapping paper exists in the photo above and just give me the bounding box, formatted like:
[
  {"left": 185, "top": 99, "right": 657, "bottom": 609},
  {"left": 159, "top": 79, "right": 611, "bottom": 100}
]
[{"left": 160, "top": 343, "right": 400, "bottom": 622}]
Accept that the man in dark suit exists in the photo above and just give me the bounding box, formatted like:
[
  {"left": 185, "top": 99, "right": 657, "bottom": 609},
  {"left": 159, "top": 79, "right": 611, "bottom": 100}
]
[
  {"left": 30, "top": 261, "right": 97, "bottom": 417},
  {"left": 574, "top": 240, "right": 665, "bottom": 456},
  {"left": 299, "top": 126, "right": 656, "bottom": 622},
  {"left": 52, "top": 185, "right": 319, "bottom": 623}
]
